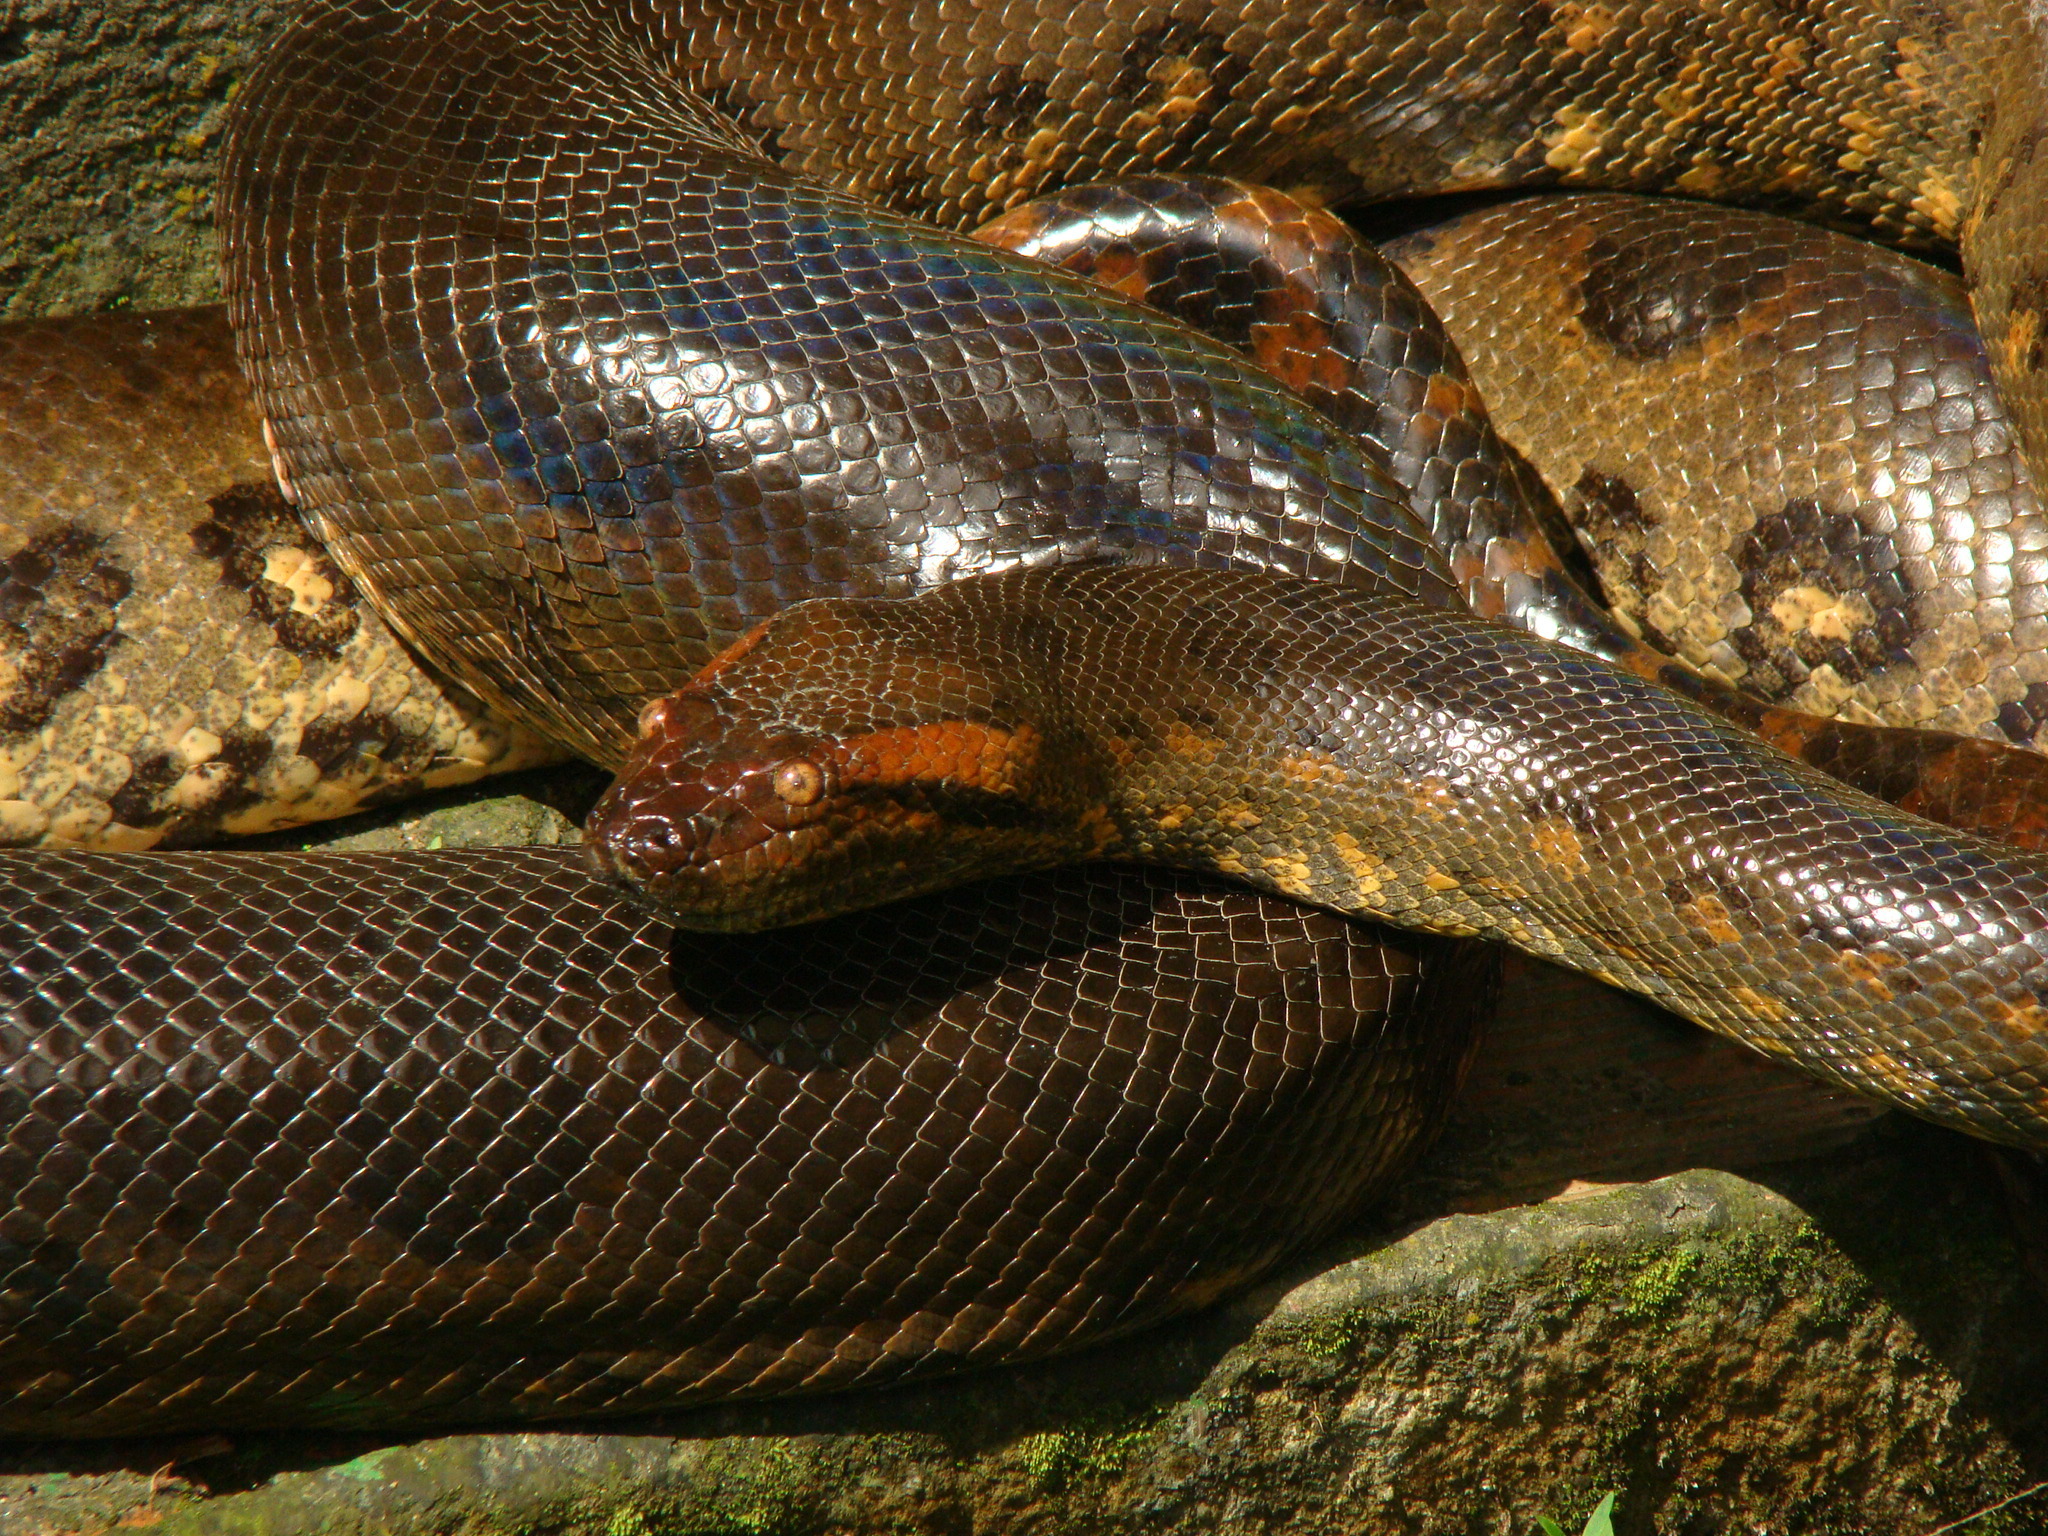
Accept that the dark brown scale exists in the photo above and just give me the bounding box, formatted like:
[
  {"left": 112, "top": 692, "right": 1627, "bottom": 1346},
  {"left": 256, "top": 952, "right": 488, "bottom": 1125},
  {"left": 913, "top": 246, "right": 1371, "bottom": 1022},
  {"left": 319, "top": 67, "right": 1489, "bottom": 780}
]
[
  {"left": 594, "top": 562, "right": 2048, "bottom": 1152},
  {"left": 0, "top": 852, "right": 1486, "bottom": 1436},
  {"left": 972, "top": 177, "right": 1603, "bottom": 642},
  {"left": 221, "top": 8, "right": 1451, "bottom": 771}
]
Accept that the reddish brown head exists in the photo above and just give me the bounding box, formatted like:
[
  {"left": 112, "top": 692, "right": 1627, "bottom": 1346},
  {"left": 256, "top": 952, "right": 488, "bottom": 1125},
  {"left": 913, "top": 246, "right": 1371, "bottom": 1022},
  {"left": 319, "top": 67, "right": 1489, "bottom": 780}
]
[{"left": 583, "top": 592, "right": 1123, "bottom": 930}]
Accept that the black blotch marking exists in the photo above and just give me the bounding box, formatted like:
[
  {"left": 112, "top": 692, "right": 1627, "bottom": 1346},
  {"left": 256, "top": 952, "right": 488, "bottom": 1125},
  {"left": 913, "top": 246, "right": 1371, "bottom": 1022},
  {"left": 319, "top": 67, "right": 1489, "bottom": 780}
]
[
  {"left": 1564, "top": 468, "right": 1681, "bottom": 653},
  {"left": 1996, "top": 681, "right": 2048, "bottom": 745},
  {"left": 1575, "top": 225, "right": 1790, "bottom": 361},
  {"left": 191, "top": 482, "right": 361, "bottom": 659},
  {"left": 298, "top": 708, "right": 439, "bottom": 776},
  {"left": 964, "top": 64, "right": 1050, "bottom": 140},
  {"left": 109, "top": 728, "right": 276, "bottom": 838},
  {"left": 0, "top": 525, "right": 133, "bottom": 736},
  {"left": 1732, "top": 498, "right": 1913, "bottom": 699},
  {"left": 1107, "top": 19, "right": 1247, "bottom": 117},
  {"left": 1570, "top": 467, "right": 1651, "bottom": 534},
  {"left": 102, "top": 752, "right": 184, "bottom": 829}
]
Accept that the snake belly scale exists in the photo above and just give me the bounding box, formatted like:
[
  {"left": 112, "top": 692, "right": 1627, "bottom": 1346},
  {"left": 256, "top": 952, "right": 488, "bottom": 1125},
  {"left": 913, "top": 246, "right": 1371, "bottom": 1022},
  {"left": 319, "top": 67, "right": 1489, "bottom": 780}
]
[{"left": 3, "top": 0, "right": 2048, "bottom": 1435}]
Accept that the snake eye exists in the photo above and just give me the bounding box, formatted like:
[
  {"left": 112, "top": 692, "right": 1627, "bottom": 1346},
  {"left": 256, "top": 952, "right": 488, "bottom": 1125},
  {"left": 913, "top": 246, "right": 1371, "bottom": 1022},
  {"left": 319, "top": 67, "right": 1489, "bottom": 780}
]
[{"left": 771, "top": 758, "right": 826, "bottom": 807}]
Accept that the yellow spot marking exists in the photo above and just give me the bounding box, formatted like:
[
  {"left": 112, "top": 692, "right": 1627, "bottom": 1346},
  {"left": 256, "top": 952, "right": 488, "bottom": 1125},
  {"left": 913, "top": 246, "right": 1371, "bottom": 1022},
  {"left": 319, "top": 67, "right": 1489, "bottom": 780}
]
[
  {"left": 1279, "top": 752, "right": 1342, "bottom": 786},
  {"left": 1213, "top": 850, "right": 1250, "bottom": 877},
  {"left": 2007, "top": 308, "right": 2043, "bottom": 381},
  {"left": 1153, "top": 802, "right": 1194, "bottom": 832},
  {"left": 1857, "top": 1050, "right": 1923, "bottom": 1097},
  {"left": 324, "top": 675, "right": 372, "bottom": 716},
  {"left": 1840, "top": 109, "right": 1882, "bottom": 157},
  {"left": 1913, "top": 171, "right": 1962, "bottom": 234},
  {"left": 1983, "top": 996, "right": 2048, "bottom": 1035},
  {"left": 1763, "top": 36, "right": 1808, "bottom": 85},
  {"left": 175, "top": 727, "right": 222, "bottom": 766},
  {"left": 1331, "top": 830, "right": 1387, "bottom": 902},
  {"left": 0, "top": 800, "right": 47, "bottom": 843},
  {"left": 1424, "top": 869, "right": 1461, "bottom": 893},
  {"left": 1528, "top": 818, "right": 1589, "bottom": 877},
  {"left": 1675, "top": 162, "right": 1729, "bottom": 197},
  {"left": 1770, "top": 585, "right": 1875, "bottom": 643},
  {"left": 261, "top": 546, "right": 336, "bottom": 616},
  {"left": 1553, "top": 2, "right": 1617, "bottom": 53},
  {"left": 1262, "top": 850, "right": 1315, "bottom": 899},
  {"left": 1677, "top": 894, "right": 1743, "bottom": 946},
  {"left": 1221, "top": 802, "right": 1263, "bottom": 830},
  {"left": 1834, "top": 949, "right": 1895, "bottom": 1002},
  {"left": 1076, "top": 804, "right": 1121, "bottom": 855},
  {"left": 1542, "top": 106, "right": 1608, "bottom": 173},
  {"left": 1269, "top": 103, "right": 1316, "bottom": 135},
  {"left": 45, "top": 804, "right": 111, "bottom": 844},
  {"left": 1407, "top": 776, "right": 1458, "bottom": 823},
  {"left": 1729, "top": 985, "right": 1794, "bottom": 1024}
]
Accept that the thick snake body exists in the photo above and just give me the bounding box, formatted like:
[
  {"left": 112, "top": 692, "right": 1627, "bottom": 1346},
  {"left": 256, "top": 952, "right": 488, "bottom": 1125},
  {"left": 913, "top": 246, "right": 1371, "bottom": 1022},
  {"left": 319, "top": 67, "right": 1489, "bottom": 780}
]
[
  {"left": 7, "top": 0, "right": 2048, "bottom": 1435},
  {"left": 0, "top": 307, "right": 560, "bottom": 850},
  {"left": 599, "top": 561, "right": 2048, "bottom": 1151}
]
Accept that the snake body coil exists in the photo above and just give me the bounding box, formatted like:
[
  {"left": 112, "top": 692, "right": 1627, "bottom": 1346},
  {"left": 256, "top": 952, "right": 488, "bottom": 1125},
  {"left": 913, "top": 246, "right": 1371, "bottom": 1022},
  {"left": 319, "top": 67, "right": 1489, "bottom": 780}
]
[
  {"left": 5, "top": 0, "right": 2048, "bottom": 1435},
  {"left": 597, "top": 562, "right": 2048, "bottom": 1151}
]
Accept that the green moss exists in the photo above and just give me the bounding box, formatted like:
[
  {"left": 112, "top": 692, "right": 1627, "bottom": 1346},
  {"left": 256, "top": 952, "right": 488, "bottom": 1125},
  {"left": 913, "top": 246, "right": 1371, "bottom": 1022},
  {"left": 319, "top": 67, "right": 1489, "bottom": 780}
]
[
  {"left": 331, "top": 1448, "right": 401, "bottom": 1483},
  {"left": 1014, "top": 1409, "right": 1160, "bottom": 1491},
  {"left": 1291, "top": 1306, "right": 1372, "bottom": 1360},
  {"left": 1620, "top": 1247, "right": 1701, "bottom": 1321},
  {"left": 675, "top": 1439, "right": 802, "bottom": 1536}
]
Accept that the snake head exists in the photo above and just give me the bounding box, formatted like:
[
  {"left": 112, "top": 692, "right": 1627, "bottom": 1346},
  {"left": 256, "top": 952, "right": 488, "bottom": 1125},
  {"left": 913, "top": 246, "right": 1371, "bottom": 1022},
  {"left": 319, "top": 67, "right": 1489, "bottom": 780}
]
[{"left": 584, "top": 595, "right": 1123, "bottom": 930}]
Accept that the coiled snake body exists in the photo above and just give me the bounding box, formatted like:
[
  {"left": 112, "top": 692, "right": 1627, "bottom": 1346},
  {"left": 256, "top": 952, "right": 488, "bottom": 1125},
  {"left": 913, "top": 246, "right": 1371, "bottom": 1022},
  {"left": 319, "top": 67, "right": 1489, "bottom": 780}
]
[{"left": 6, "top": 0, "right": 2048, "bottom": 1435}]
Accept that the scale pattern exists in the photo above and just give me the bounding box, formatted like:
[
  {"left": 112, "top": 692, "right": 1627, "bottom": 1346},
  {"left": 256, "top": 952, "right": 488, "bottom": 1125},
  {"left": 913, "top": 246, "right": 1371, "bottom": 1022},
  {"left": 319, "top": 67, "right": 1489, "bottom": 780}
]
[
  {"left": 1387, "top": 195, "right": 2048, "bottom": 747},
  {"left": 0, "top": 309, "right": 557, "bottom": 850},
  {"left": 0, "top": 850, "right": 1483, "bottom": 1435},
  {"left": 597, "top": 563, "right": 2048, "bottom": 1151},
  {"left": 6, "top": 0, "right": 2048, "bottom": 1435}
]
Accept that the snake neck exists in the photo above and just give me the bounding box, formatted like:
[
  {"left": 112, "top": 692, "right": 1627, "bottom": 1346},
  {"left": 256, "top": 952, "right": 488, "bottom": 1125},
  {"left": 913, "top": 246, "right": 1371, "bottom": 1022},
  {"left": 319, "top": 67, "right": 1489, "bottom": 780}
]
[{"left": 604, "top": 561, "right": 2048, "bottom": 1149}]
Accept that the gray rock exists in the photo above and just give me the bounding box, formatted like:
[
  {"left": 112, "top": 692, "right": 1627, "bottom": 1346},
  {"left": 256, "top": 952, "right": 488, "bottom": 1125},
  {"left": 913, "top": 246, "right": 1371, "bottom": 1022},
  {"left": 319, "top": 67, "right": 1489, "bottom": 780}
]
[{"left": 0, "top": 0, "right": 291, "bottom": 318}]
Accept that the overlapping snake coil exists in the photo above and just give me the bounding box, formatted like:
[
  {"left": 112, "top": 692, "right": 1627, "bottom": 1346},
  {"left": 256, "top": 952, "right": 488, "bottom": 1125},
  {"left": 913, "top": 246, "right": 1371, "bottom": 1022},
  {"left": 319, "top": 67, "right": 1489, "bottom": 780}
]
[{"left": 6, "top": 0, "right": 2048, "bottom": 1434}]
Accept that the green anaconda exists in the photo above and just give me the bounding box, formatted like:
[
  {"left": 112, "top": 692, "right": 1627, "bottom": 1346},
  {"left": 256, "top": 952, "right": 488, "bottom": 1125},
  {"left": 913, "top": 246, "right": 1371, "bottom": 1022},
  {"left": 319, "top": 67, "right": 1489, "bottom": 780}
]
[{"left": 7, "top": 0, "right": 2048, "bottom": 1435}]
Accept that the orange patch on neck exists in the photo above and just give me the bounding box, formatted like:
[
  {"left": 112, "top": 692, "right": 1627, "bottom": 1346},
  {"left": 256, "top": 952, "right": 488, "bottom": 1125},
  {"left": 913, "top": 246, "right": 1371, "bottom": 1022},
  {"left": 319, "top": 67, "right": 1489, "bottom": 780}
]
[{"left": 832, "top": 721, "right": 1044, "bottom": 795}]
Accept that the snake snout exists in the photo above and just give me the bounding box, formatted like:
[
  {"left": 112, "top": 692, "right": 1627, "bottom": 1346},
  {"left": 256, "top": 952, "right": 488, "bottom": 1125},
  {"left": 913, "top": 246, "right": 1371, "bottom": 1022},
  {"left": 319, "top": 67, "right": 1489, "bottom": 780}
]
[{"left": 584, "top": 689, "right": 839, "bottom": 918}]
